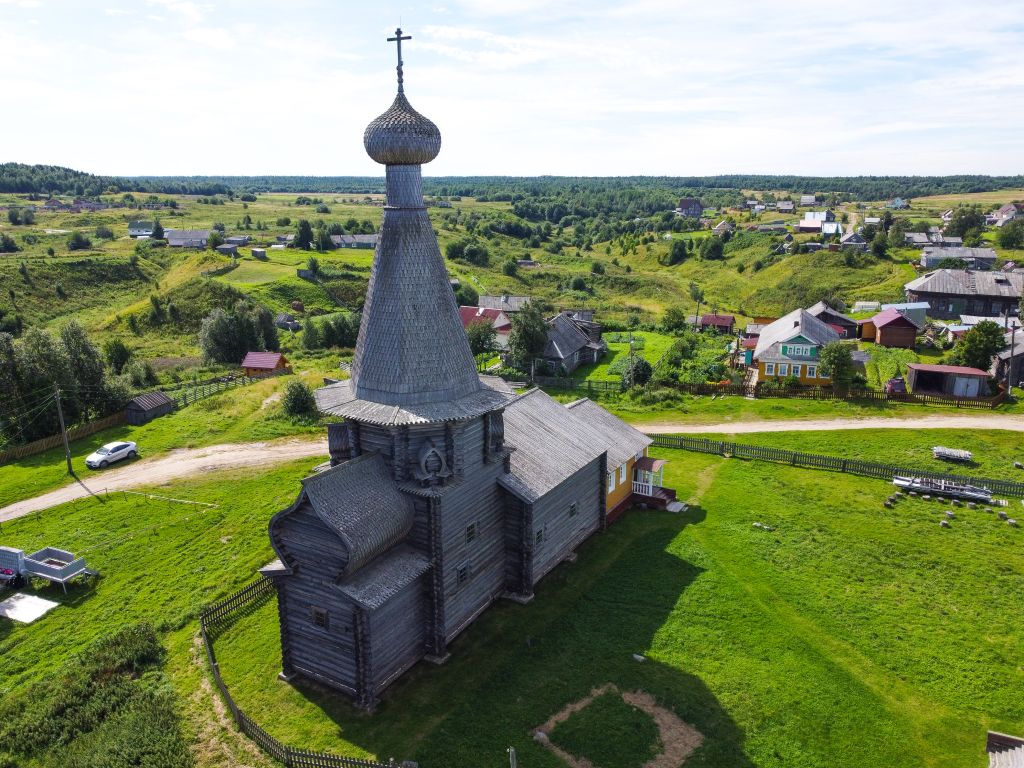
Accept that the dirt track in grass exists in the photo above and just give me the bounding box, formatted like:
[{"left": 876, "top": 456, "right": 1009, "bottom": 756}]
[
  {"left": 641, "top": 414, "right": 1024, "bottom": 434},
  {"left": 0, "top": 438, "right": 328, "bottom": 522}
]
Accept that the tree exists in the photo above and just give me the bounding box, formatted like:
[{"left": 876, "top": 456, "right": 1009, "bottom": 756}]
[
  {"left": 666, "top": 239, "right": 688, "bottom": 265},
  {"left": 620, "top": 355, "right": 652, "bottom": 389},
  {"left": 945, "top": 206, "right": 986, "bottom": 238},
  {"left": 7, "top": 208, "right": 20, "bottom": 225},
  {"left": 996, "top": 219, "right": 1024, "bottom": 250},
  {"left": 502, "top": 258, "right": 518, "bottom": 277},
  {"left": 0, "top": 233, "right": 19, "bottom": 253},
  {"left": 870, "top": 232, "right": 888, "bottom": 258},
  {"left": 569, "top": 276, "right": 588, "bottom": 291},
  {"left": 294, "top": 219, "right": 314, "bottom": 250},
  {"left": 466, "top": 319, "right": 497, "bottom": 355},
  {"left": 67, "top": 231, "right": 92, "bottom": 251},
  {"left": 661, "top": 305, "right": 689, "bottom": 332},
  {"left": 948, "top": 320, "right": 1005, "bottom": 372},
  {"left": 301, "top": 319, "right": 322, "bottom": 350},
  {"left": 699, "top": 236, "right": 725, "bottom": 260},
  {"left": 103, "top": 338, "right": 132, "bottom": 374},
  {"left": 818, "top": 341, "right": 855, "bottom": 391},
  {"left": 306, "top": 256, "right": 321, "bottom": 276},
  {"left": 208, "top": 230, "right": 225, "bottom": 249},
  {"left": 507, "top": 302, "right": 548, "bottom": 369},
  {"left": 198, "top": 300, "right": 277, "bottom": 363},
  {"left": 282, "top": 380, "right": 317, "bottom": 419},
  {"left": 315, "top": 228, "right": 333, "bottom": 252},
  {"left": 689, "top": 282, "right": 705, "bottom": 325},
  {"left": 151, "top": 219, "right": 164, "bottom": 240}
]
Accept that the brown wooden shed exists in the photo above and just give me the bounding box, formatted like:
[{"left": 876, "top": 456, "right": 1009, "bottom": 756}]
[
  {"left": 242, "top": 351, "right": 289, "bottom": 378},
  {"left": 125, "top": 391, "right": 175, "bottom": 426},
  {"left": 870, "top": 308, "right": 919, "bottom": 348}
]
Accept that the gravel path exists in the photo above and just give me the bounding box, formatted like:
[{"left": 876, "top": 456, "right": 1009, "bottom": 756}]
[
  {"left": 0, "top": 438, "right": 327, "bottom": 523},
  {"left": 641, "top": 414, "right": 1024, "bottom": 434}
]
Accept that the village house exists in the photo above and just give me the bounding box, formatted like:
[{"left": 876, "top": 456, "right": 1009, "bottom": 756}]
[
  {"left": 859, "top": 307, "right": 920, "bottom": 348},
  {"left": 459, "top": 306, "right": 512, "bottom": 348},
  {"left": 904, "top": 269, "right": 1023, "bottom": 319},
  {"left": 262, "top": 58, "right": 669, "bottom": 710},
  {"left": 904, "top": 232, "right": 931, "bottom": 247},
  {"left": 698, "top": 313, "right": 735, "bottom": 334},
  {"left": 241, "top": 351, "right": 289, "bottom": 377},
  {"left": 906, "top": 363, "right": 990, "bottom": 398},
  {"left": 128, "top": 221, "right": 154, "bottom": 238},
  {"left": 880, "top": 301, "right": 930, "bottom": 328},
  {"left": 887, "top": 197, "right": 910, "bottom": 209},
  {"left": 799, "top": 194, "right": 817, "bottom": 207},
  {"left": 331, "top": 234, "right": 380, "bottom": 249},
  {"left": 275, "top": 313, "right": 302, "bottom": 332},
  {"left": 675, "top": 198, "right": 703, "bottom": 218},
  {"left": 753, "top": 308, "right": 840, "bottom": 384},
  {"left": 216, "top": 243, "right": 238, "bottom": 256},
  {"left": 839, "top": 231, "right": 868, "bottom": 251},
  {"left": 225, "top": 235, "right": 252, "bottom": 246},
  {"left": 479, "top": 294, "right": 531, "bottom": 314},
  {"left": 543, "top": 310, "right": 606, "bottom": 374},
  {"left": 777, "top": 200, "right": 795, "bottom": 214},
  {"left": 994, "top": 202, "right": 1021, "bottom": 225},
  {"left": 993, "top": 333, "right": 1024, "bottom": 389},
  {"left": 920, "top": 246, "right": 997, "bottom": 270},
  {"left": 806, "top": 300, "right": 858, "bottom": 339},
  {"left": 165, "top": 229, "right": 211, "bottom": 248},
  {"left": 712, "top": 220, "right": 734, "bottom": 236}
]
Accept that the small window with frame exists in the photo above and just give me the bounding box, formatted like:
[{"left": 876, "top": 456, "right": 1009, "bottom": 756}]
[
  {"left": 465, "top": 522, "right": 477, "bottom": 543},
  {"left": 457, "top": 564, "right": 470, "bottom": 585},
  {"left": 311, "top": 606, "right": 329, "bottom": 630},
  {"left": 569, "top": 502, "right": 578, "bottom": 517},
  {"left": 536, "top": 528, "right": 544, "bottom": 545}
]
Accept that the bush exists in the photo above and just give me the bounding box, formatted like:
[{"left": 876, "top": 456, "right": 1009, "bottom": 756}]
[
  {"left": 620, "top": 355, "right": 653, "bottom": 389},
  {"left": 282, "top": 380, "right": 317, "bottom": 418},
  {"left": 95, "top": 225, "right": 114, "bottom": 239},
  {"left": 569, "top": 276, "right": 588, "bottom": 291},
  {"left": 126, "top": 359, "right": 158, "bottom": 388},
  {"left": 502, "top": 258, "right": 518, "bottom": 277},
  {"left": 68, "top": 231, "right": 92, "bottom": 251}
]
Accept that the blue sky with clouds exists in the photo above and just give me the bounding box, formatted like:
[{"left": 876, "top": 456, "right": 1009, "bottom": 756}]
[{"left": 2, "top": 0, "right": 1022, "bottom": 176}]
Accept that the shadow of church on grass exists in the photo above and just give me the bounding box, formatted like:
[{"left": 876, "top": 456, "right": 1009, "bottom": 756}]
[{"left": 287, "top": 505, "right": 753, "bottom": 768}]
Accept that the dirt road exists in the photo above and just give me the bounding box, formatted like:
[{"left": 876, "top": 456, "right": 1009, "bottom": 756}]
[
  {"left": 0, "top": 438, "right": 328, "bottom": 523},
  {"left": 641, "top": 415, "right": 1024, "bottom": 434},
  {"left": 2, "top": 413, "right": 1021, "bottom": 522}
]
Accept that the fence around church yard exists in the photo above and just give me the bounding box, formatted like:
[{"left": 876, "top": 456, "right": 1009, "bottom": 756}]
[
  {"left": 648, "top": 435, "right": 1024, "bottom": 498},
  {"left": 199, "top": 576, "right": 416, "bottom": 768}
]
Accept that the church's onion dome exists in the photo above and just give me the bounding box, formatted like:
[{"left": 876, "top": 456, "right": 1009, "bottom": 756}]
[{"left": 363, "top": 93, "right": 441, "bottom": 166}]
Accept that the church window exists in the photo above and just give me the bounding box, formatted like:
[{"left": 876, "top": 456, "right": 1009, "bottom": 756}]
[
  {"left": 457, "top": 564, "right": 470, "bottom": 585},
  {"left": 536, "top": 528, "right": 544, "bottom": 545},
  {"left": 569, "top": 502, "right": 578, "bottom": 517},
  {"left": 466, "top": 522, "right": 477, "bottom": 543},
  {"left": 311, "top": 607, "right": 329, "bottom": 630}
]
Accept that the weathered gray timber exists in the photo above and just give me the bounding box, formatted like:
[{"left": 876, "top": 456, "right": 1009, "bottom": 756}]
[{"left": 266, "top": 32, "right": 638, "bottom": 711}]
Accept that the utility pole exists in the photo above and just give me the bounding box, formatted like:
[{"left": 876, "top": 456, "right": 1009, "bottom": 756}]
[{"left": 54, "top": 385, "right": 73, "bottom": 475}]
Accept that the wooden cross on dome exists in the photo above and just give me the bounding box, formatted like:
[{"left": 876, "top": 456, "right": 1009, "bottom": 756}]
[{"left": 388, "top": 27, "right": 412, "bottom": 94}]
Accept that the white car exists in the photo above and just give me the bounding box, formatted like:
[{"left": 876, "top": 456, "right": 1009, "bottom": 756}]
[{"left": 85, "top": 441, "right": 138, "bottom": 469}]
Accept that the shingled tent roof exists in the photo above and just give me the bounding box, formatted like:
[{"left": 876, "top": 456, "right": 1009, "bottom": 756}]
[
  {"left": 500, "top": 388, "right": 605, "bottom": 502},
  {"left": 300, "top": 453, "right": 414, "bottom": 575},
  {"left": 346, "top": 79, "right": 487, "bottom": 413},
  {"left": 564, "top": 398, "right": 652, "bottom": 469}
]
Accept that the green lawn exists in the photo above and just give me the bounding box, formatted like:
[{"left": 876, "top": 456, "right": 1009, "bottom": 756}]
[
  {"left": 202, "top": 442, "right": 1022, "bottom": 768},
  {"left": 573, "top": 331, "right": 679, "bottom": 381}
]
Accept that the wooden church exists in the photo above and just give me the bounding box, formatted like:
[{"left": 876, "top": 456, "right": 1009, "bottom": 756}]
[{"left": 262, "top": 31, "right": 669, "bottom": 709}]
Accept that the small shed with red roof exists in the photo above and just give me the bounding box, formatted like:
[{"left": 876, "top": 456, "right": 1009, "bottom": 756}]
[
  {"left": 866, "top": 307, "right": 920, "bottom": 349},
  {"left": 699, "top": 314, "right": 735, "bottom": 334},
  {"left": 242, "top": 351, "right": 289, "bottom": 377},
  {"left": 906, "top": 363, "right": 990, "bottom": 398}
]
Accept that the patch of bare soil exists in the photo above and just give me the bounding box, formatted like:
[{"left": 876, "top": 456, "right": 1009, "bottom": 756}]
[{"left": 533, "top": 683, "right": 704, "bottom": 768}]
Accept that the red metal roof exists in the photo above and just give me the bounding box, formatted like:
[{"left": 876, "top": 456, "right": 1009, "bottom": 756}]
[
  {"left": 458, "top": 306, "right": 511, "bottom": 331},
  {"left": 826, "top": 323, "right": 846, "bottom": 336},
  {"left": 872, "top": 307, "right": 919, "bottom": 329},
  {"left": 241, "top": 351, "right": 285, "bottom": 369},
  {"left": 906, "top": 362, "right": 989, "bottom": 377},
  {"left": 741, "top": 338, "right": 758, "bottom": 348},
  {"left": 635, "top": 457, "right": 668, "bottom": 472},
  {"left": 700, "top": 314, "right": 735, "bottom": 326}
]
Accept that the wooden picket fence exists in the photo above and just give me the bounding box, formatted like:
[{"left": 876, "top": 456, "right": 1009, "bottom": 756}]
[
  {"left": 0, "top": 411, "right": 127, "bottom": 465},
  {"left": 162, "top": 369, "right": 288, "bottom": 408},
  {"left": 199, "top": 577, "right": 415, "bottom": 768},
  {"left": 531, "top": 375, "right": 1007, "bottom": 410},
  {"left": 649, "top": 435, "right": 1024, "bottom": 498}
]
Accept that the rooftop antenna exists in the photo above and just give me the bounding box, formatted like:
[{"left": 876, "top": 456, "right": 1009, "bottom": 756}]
[{"left": 387, "top": 26, "right": 412, "bottom": 94}]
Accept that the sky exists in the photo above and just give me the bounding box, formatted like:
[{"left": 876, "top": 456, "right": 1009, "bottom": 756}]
[{"left": 2, "top": 0, "right": 1023, "bottom": 177}]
